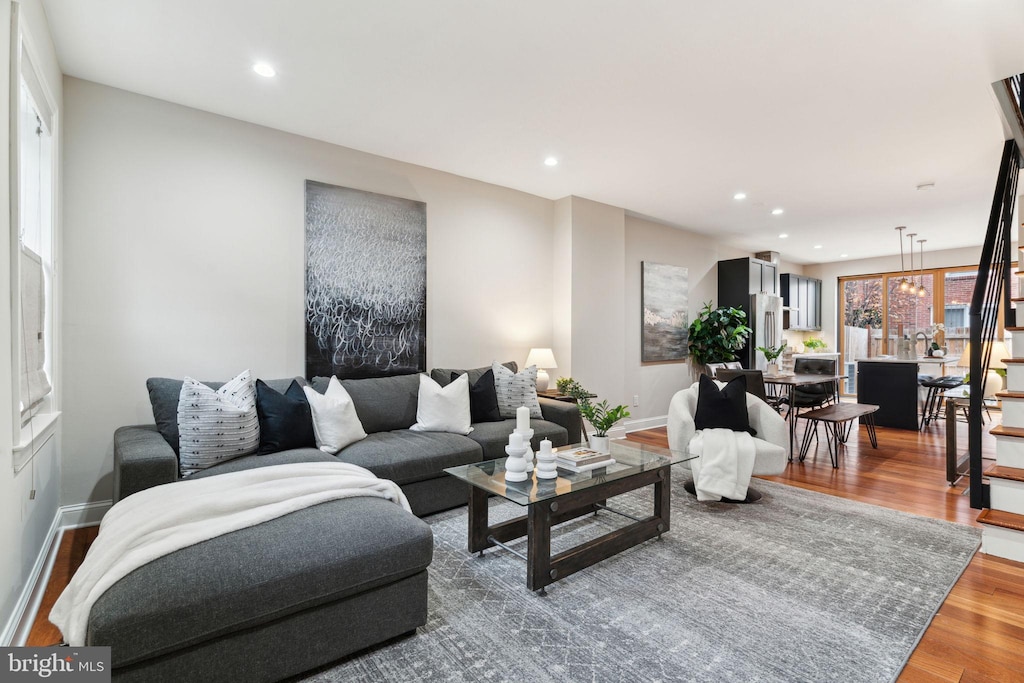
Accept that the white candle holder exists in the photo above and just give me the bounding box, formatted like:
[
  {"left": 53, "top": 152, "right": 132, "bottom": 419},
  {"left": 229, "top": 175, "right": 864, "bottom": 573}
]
[
  {"left": 515, "top": 427, "right": 535, "bottom": 472},
  {"left": 535, "top": 438, "right": 557, "bottom": 479},
  {"left": 504, "top": 436, "right": 530, "bottom": 483}
]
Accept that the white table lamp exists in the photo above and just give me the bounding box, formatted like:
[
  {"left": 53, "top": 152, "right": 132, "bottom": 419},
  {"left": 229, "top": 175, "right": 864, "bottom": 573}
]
[{"left": 526, "top": 348, "right": 558, "bottom": 391}]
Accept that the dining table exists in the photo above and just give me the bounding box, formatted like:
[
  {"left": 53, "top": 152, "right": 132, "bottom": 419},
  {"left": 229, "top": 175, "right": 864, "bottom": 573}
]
[{"left": 763, "top": 373, "right": 848, "bottom": 459}]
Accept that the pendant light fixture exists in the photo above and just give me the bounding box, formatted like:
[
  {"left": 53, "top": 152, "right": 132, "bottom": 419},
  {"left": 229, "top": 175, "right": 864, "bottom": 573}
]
[
  {"left": 917, "top": 239, "right": 928, "bottom": 297},
  {"left": 906, "top": 232, "right": 918, "bottom": 294},
  {"left": 896, "top": 226, "right": 910, "bottom": 291}
]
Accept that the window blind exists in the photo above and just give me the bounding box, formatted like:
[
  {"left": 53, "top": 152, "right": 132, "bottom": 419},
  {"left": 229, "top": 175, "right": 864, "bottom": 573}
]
[{"left": 19, "top": 245, "right": 50, "bottom": 416}]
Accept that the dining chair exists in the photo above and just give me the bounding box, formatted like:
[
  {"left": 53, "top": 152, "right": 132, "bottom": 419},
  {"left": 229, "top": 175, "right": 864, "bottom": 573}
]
[
  {"left": 781, "top": 357, "right": 840, "bottom": 441},
  {"left": 716, "top": 368, "right": 770, "bottom": 405}
]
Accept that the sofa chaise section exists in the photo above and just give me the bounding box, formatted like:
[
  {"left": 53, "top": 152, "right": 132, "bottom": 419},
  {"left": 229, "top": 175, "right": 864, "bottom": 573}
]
[{"left": 89, "top": 495, "right": 433, "bottom": 682}]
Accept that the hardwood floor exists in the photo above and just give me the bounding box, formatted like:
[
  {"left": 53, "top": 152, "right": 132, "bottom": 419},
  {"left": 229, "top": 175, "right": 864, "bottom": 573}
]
[
  {"left": 26, "top": 419, "right": 1024, "bottom": 681},
  {"left": 626, "top": 420, "right": 1024, "bottom": 683},
  {"left": 26, "top": 524, "right": 98, "bottom": 647}
]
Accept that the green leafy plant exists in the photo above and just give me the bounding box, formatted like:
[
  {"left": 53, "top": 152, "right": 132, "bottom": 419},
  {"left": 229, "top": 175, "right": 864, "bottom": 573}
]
[
  {"left": 579, "top": 400, "right": 631, "bottom": 437},
  {"left": 756, "top": 343, "right": 787, "bottom": 363},
  {"left": 556, "top": 377, "right": 586, "bottom": 396},
  {"left": 686, "top": 302, "right": 752, "bottom": 366},
  {"left": 804, "top": 338, "right": 827, "bottom": 351},
  {"left": 555, "top": 378, "right": 630, "bottom": 438}
]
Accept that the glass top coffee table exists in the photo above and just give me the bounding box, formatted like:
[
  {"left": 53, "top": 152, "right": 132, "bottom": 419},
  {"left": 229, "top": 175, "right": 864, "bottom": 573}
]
[{"left": 444, "top": 439, "right": 696, "bottom": 594}]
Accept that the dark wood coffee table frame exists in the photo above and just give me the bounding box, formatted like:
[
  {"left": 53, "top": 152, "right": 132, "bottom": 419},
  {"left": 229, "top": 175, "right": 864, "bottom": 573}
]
[{"left": 467, "top": 465, "right": 671, "bottom": 594}]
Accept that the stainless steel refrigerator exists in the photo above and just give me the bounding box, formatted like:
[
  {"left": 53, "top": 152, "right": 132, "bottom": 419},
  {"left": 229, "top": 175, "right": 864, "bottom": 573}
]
[{"left": 748, "top": 292, "right": 784, "bottom": 371}]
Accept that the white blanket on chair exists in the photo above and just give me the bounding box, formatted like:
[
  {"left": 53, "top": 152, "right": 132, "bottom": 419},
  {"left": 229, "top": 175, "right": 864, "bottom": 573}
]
[
  {"left": 50, "top": 462, "right": 411, "bottom": 646},
  {"left": 688, "top": 428, "right": 756, "bottom": 502}
]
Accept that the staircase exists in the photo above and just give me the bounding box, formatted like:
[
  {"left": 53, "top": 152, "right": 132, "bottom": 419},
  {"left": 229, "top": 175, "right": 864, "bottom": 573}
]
[
  {"left": 975, "top": 77, "right": 1024, "bottom": 559},
  {"left": 986, "top": 334, "right": 1024, "bottom": 560}
]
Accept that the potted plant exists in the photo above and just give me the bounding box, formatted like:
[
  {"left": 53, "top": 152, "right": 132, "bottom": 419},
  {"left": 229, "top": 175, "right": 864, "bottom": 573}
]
[
  {"left": 804, "top": 338, "right": 827, "bottom": 353},
  {"left": 687, "top": 302, "right": 753, "bottom": 375},
  {"left": 756, "top": 343, "right": 787, "bottom": 376},
  {"left": 557, "top": 378, "right": 630, "bottom": 453}
]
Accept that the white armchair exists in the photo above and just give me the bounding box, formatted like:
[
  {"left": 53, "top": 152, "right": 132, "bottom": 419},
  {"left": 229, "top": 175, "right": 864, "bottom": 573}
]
[{"left": 668, "top": 381, "right": 788, "bottom": 498}]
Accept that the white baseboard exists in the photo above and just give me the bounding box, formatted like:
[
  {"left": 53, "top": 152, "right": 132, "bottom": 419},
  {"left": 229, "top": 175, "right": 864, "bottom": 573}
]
[
  {"left": 623, "top": 415, "right": 668, "bottom": 434},
  {"left": 60, "top": 499, "right": 111, "bottom": 528},
  {"left": 1, "top": 500, "right": 110, "bottom": 647},
  {"left": 1, "top": 508, "right": 63, "bottom": 647}
]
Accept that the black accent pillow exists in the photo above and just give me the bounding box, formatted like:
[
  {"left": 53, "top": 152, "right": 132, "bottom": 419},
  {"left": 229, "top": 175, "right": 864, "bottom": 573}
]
[
  {"left": 256, "top": 379, "right": 317, "bottom": 454},
  {"left": 693, "top": 374, "right": 757, "bottom": 436},
  {"left": 453, "top": 370, "right": 503, "bottom": 423}
]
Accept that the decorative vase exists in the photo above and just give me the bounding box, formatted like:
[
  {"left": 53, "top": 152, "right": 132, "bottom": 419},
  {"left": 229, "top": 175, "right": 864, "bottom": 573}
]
[
  {"left": 504, "top": 433, "right": 529, "bottom": 483},
  {"left": 590, "top": 434, "right": 610, "bottom": 455},
  {"left": 766, "top": 362, "right": 779, "bottom": 376},
  {"left": 535, "top": 439, "right": 557, "bottom": 479},
  {"left": 515, "top": 427, "right": 535, "bottom": 472}
]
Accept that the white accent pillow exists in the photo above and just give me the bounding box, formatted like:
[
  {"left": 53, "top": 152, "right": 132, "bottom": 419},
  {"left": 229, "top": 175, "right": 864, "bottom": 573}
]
[
  {"left": 410, "top": 373, "right": 473, "bottom": 435},
  {"left": 177, "top": 370, "right": 259, "bottom": 477},
  {"left": 492, "top": 362, "right": 543, "bottom": 419},
  {"left": 302, "top": 377, "right": 368, "bottom": 454}
]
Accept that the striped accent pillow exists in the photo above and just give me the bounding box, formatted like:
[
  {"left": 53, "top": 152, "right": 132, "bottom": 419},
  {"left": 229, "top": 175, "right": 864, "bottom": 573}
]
[
  {"left": 492, "top": 361, "right": 542, "bottom": 420},
  {"left": 177, "top": 370, "right": 259, "bottom": 476}
]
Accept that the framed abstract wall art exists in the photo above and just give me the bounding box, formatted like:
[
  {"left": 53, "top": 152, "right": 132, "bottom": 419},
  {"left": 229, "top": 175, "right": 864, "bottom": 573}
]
[
  {"left": 641, "top": 261, "right": 689, "bottom": 362},
  {"left": 305, "top": 181, "right": 427, "bottom": 379}
]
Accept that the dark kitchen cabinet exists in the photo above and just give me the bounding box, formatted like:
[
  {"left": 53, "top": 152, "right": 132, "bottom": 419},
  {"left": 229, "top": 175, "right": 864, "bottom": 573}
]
[
  {"left": 719, "top": 257, "right": 778, "bottom": 306},
  {"left": 781, "top": 273, "right": 822, "bottom": 331}
]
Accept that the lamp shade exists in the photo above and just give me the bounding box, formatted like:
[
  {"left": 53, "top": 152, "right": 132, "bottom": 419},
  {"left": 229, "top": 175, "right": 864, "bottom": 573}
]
[
  {"left": 989, "top": 341, "right": 1009, "bottom": 370},
  {"left": 958, "top": 340, "right": 1009, "bottom": 369},
  {"left": 526, "top": 347, "right": 558, "bottom": 369},
  {"left": 958, "top": 342, "right": 971, "bottom": 368}
]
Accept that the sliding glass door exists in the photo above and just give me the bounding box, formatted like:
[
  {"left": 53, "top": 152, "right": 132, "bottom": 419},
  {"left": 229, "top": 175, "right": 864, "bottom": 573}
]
[
  {"left": 838, "top": 264, "right": 1015, "bottom": 396},
  {"left": 841, "top": 277, "right": 883, "bottom": 394}
]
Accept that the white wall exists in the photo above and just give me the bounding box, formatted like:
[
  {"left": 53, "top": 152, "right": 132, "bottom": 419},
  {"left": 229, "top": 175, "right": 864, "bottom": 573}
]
[
  {"left": 622, "top": 215, "right": 805, "bottom": 421},
  {"left": 567, "top": 197, "right": 626, "bottom": 405},
  {"left": 61, "top": 78, "right": 556, "bottom": 505},
  {"left": 0, "top": 0, "right": 63, "bottom": 643},
  {"left": 804, "top": 244, "right": 998, "bottom": 349}
]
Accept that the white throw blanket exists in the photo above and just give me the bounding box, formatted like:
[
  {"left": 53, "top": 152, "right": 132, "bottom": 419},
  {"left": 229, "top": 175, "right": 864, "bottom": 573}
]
[
  {"left": 688, "top": 428, "right": 756, "bottom": 502},
  {"left": 50, "top": 462, "right": 411, "bottom": 646}
]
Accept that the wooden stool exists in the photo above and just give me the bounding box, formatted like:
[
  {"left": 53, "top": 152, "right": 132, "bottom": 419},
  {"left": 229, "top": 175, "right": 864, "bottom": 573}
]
[{"left": 798, "top": 403, "right": 880, "bottom": 468}]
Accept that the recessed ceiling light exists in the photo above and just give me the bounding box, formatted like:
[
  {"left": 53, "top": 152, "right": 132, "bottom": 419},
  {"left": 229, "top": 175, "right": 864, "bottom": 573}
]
[
  {"left": 733, "top": 192, "right": 747, "bottom": 200},
  {"left": 778, "top": 233, "right": 788, "bottom": 239},
  {"left": 916, "top": 182, "right": 935, "bottom": 191},
  {"left": 771, "top": 208, "right": 784, "bottom": 215},
  {"left": 813, "top": 245, "right": 823, "bottom": 249},
  {"left": 253, "top": 62, "right": 276, "bottom": 78},
  {"left": 840, "top": 254, "right": 849, "bottom": 258},
  {"left": 544, "top": 157, "right": 558, "bottom": 167}
]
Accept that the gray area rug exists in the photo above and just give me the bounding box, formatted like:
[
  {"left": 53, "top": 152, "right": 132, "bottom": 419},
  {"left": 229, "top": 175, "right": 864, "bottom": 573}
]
[{"left": 304, "top": 478, "right": 980, "bottom": 683}]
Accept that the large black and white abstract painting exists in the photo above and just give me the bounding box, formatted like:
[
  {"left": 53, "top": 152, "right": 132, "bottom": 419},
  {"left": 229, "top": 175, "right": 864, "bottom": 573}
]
[
  {"left": 641, "top": 261, "right": 689, "bottom": 362},
  {"left": 305, "top": 181, "right": 427, "bottom": 379}
]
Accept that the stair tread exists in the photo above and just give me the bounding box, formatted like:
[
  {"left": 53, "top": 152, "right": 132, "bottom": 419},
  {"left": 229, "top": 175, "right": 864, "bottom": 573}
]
[
  {"left": 1008, "top": 327, "right": 1024, "bottom": 331},
  {"left": 1013, "top": 297, "right": 1024, "bottom": 303},
  {"left": 977, "top": 508, "right": 1024, "bottom": 532},
  {"left": 985, "top": 463, "right": 1024, "bottom": 483},
  {"left": 996, "top": 391, "right": 1024, "bottom": 399},
  {"left": 1001, "top": 358, "right": 1024, "bottom": 364},
  {"left": 990, "top": 424, "right": 1024, "bottom": 438}
]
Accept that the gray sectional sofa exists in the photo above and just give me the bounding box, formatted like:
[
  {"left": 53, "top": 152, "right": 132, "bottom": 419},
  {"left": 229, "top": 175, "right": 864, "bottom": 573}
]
[
  {"left": 115, "top": 365, "right": 582, "bottom": 515},
  {"left": 99, "top": 365, "right": 582, "bottom": 681}
]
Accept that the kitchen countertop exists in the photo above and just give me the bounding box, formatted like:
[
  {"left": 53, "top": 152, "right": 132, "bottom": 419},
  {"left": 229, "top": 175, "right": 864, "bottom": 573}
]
[{"left": 856, "top": 356, "right": 961, "bottom": 365}]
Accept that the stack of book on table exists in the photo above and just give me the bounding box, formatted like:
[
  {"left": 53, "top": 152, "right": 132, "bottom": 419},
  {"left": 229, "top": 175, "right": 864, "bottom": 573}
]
[{"left": 555, "top": 448, "right": 615, "bottom": 473}]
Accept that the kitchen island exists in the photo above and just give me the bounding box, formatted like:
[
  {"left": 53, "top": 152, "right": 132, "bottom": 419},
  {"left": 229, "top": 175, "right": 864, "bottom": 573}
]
[{"left": 855, "top": 356, "right": 961, "bottom": 430}]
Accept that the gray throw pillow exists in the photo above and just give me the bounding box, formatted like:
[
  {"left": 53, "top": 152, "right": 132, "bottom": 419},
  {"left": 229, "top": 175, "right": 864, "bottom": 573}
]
[
  {"left": 429, "top": 361, "right": 518, "bottom": 388},
  {"left": 148, "top": 376, "right": 301, "bottom": 453},
  {"left": 491, "top": 362, "right": 542, "bottom": 420}
]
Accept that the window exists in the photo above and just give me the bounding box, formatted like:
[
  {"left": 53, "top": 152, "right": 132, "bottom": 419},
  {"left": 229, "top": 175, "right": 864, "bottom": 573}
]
[
  {"left": 838, "top": 264, "right": 1016, "bottom": 396},
  {"left": 11, "top": 25, "right": 59, "bottom": 468}
]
